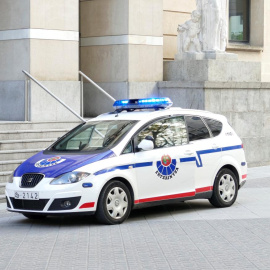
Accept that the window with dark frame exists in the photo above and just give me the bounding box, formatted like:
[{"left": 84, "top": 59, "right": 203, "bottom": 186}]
[
  {"left": 203, "top": 118, "right": 223, "bottom": 137},
  {"left": 229, "top": 0, "right": 250, "bottom": 42},
  {"left": 185, "top": 116, "right": 211, "bottom": 142}
]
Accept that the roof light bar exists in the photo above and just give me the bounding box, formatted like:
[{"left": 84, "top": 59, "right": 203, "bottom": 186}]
[{"left": 113, "top": 97, "right": 173, "bottom": 111}]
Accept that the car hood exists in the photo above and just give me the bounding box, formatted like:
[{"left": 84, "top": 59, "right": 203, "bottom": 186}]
[{"left": 14, "top": 150, "right": 115, "bottom": 178}]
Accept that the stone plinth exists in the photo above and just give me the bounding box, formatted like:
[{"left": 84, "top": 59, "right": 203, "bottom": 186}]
[
  {"left": 164, "top": 60, "right": 261, "bottom": 82},
  {"left": 175, "top": 52, "right": 238, "bottom": 61}
]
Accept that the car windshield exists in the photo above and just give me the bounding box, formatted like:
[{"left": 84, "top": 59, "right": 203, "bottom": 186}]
[{"left": 51, "top": 120, "right": 137, "bottom": 152}]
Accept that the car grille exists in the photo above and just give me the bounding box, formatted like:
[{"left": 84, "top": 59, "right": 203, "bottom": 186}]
[
  {"left": 6, "top": 197, "right": 11, "bottom": 208},
  {"left": 10, "top": 198, "right": 49, "bottom": 211},
  {"left": 21, "top": 173, "right": 44, "bottom": 188}
]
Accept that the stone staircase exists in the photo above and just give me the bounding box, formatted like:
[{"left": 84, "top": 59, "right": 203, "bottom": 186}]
[{"left": 0, "top": 121, "right": 81, "bottom": 203}]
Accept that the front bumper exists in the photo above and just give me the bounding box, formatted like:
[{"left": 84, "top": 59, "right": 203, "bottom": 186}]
[{"left": 5, "top": 177, "right": 99, "bottom": 215}]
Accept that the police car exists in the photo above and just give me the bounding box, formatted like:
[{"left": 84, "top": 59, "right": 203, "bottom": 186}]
[{"left": 5, "top": 98, "right": 247, "bottom": 224}]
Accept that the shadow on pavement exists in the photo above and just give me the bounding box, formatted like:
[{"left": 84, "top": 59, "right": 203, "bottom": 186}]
[{"left": 1, "top": 200, "right": 215, "bottom": 226}]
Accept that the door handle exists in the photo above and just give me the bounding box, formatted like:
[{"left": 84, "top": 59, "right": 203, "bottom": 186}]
[
  {"left": 184, "top": 150, "right": 194, "bottom": 156},
  {"left": 212, "top": 144, "right": 219, "bottom": 150}
]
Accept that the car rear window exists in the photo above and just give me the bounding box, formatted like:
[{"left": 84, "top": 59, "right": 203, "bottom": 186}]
[
  {"left": 185, "top": 116, "right": 210, "bottom": 142},
  {"left": 204, "top": 118, "right": 223, "bottom": 137}
]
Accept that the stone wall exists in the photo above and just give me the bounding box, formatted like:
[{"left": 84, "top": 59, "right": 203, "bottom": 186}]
[
  {"left": 158, "top": 81, "right": 270, "bottom": 167},
  {"left": 83, "top": 82, "right": 158, "bottom": 116},
  {"left": 0, "top": 0, "right": 80, "bottom": 121}
]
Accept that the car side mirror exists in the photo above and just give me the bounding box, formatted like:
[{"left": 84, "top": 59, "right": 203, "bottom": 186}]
[{"left": 137, "top": 136, "right": 154, "bottom": 151}]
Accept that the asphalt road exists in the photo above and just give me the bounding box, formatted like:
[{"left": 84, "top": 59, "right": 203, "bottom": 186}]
[{"left": 0, "top": 166, "right": 270, "bottom": 270}]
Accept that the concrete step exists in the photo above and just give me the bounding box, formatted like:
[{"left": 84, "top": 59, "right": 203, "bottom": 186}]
[
  {"left": 0, "top": 138, "right": 56, "bottom": 151},
  {"left": 0, "top": 121, "right": 81, "bottom": 131},
  {"left": 0, "top": 196, "right": 5, "bottom": 204},
  {"left": 0, "top": 183, "right": 6, "bottom": 195},
  {"left": 0, "top": 160, "right": 24, "bottom": 172},
  {"left": 0, "top": 149, "right": 42, "bottom": 161},
  {"left": 0, "top": 171, "right": 12, "bottom": 184},
  {"left": 0, "top": 129, "right": 69, "bottom": 140}
]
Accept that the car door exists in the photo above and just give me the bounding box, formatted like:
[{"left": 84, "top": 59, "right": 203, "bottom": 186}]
[
  {"left": 184, "top": 115, "right": 222, "bottom": 192},
  {"left": 133, "top": 115, "right": 196, "bottom": 203}
]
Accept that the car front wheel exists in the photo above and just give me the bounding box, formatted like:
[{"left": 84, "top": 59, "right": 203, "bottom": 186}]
[
  {"left": 209, "top": 168, "right": 238, "bottom": 208},
  {"left": 95, "top": 180, "right": 132, "bottom": 225}
]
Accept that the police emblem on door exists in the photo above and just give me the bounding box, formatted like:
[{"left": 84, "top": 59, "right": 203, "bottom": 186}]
[{"left": 155, "top": 155, "right": 179, "bottom": 180}]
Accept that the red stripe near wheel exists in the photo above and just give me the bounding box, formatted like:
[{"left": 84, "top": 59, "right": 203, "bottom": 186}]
[
  {"left": 195, "top": 186, "right": 213, "bottom": 193},
  {"left": 79, "top": 202, "right": 95, "bottom": 209},
  {"left": 134, "top": 186, "right": 214, "bottom": 204}
]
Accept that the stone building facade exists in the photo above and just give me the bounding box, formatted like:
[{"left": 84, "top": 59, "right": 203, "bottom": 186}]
[{"left": 0, "top": 0, "right": 269, "bottom": 166}]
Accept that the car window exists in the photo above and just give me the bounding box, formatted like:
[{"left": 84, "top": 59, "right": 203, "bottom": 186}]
[
  {"left": 185, "top": 116, "right": 210, "bottom": 142},
  {"left": 136, "top": 116, "right": 188, "bottom": 149},
  {"left": 204, "top": 118, "right": 223, "bottom": 137},
  {"left": 122, "top": 141, "right": 133, "bottom": 154}
]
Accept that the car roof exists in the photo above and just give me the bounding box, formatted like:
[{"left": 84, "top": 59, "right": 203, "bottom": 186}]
[{"left": 88, "top": 107, "right": 226, "bottom": 123}]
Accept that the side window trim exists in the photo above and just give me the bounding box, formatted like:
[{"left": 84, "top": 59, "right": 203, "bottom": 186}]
[{"left": 201, "top": 117, "right": 213, "bottom": 138}]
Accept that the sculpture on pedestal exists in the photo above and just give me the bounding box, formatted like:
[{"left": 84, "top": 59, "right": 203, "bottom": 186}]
[
  {"left": 177, "top": 10, "right": 201, "bottom": 53},
  {"left": 176, "top": 0, "right": 228, "bottom": 59}
]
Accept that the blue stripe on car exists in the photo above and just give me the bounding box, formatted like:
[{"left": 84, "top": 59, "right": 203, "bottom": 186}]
[
  {"left": 94, "top": 162, "right": 153, "bottom": 176},
  {"left": 180, "top": 144, "right": 242, "bottom": 168},
  {"left": 93, "top": 145, "right": 242, "bottom": 176}
]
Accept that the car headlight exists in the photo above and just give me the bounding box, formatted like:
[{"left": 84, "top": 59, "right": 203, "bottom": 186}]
[
  {"left": 8, "top": 172, "right": 14, "bottom": 183},
  {"left": 50, "top": 172, "right": 90, "bottom": 185}
]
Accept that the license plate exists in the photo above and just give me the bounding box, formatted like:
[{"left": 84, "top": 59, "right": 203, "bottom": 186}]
[{"left": 14, "top": 191, "right": 39, "bottom": 200}]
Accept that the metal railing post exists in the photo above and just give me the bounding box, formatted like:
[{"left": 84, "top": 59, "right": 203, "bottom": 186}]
[
  {"left": 80, "top": 73, "right": 84, "bottom": 117},
  {"left": 24, "top": 76, "right": 30, "bottom": 121},
  {"left": 79, "top": 71, "right": 116, "bottom": 102},
  {"left": 22, "top": 70, "right": 85, "bottom": 122}
]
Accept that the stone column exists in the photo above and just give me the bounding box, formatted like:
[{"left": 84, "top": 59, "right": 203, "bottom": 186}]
[
  {"left": 0, "top": 0, "right": 80, "bottom": 121},
  {"left": 80, "top": 0, "right": 163, "bottom": 116}
]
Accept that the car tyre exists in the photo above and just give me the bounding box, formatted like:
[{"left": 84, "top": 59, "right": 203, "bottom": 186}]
[
  {"left": 22, "top": 213, "right": 47, "bottom": 219},
  {"left": 209, "top": 168, "right": 238, "bottom": 208},
  {"left": 95, "top": 180, "right": 132, "bottom": 225}
]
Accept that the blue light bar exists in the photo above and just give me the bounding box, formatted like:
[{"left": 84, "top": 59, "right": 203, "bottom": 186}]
[{"left": 113, "top": 97, "right": 173, "bottom": 111}]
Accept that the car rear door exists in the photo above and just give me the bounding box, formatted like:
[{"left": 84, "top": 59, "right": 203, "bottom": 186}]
[{"left": 183, "top": 115, "right": 222, "bottom": 193}]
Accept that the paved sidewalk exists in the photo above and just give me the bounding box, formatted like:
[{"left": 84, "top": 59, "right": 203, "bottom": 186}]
[{"left": 0, "top": 166, "right": 270, "bottom": 270}]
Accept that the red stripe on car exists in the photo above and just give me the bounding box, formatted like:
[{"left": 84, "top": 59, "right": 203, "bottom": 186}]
[
  {"left": 79, "top": 202, "right": 95, "bottom": 209},
  {"left": 195, "top": 186, "right": 213, "bottom": 193},
  {"left": 134, "top": 186, "right": 214, "bottom": 204}
]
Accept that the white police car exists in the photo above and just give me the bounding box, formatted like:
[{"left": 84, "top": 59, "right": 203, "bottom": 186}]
[{"left": 5, "top": 98, "right": 247, "bottom": 224}]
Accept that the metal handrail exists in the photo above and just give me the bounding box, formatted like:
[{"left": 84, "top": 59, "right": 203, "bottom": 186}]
[
  {"left": 23, "top": 70, "right": 85, "bottom": 122},
  {"left": 79, "top": 71, "right": 116, "bottom": 102}
]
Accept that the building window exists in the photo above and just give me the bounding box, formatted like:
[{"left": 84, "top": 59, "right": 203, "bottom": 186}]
[{"left": 229, "top": 0, "right": 250, "bottom": 42}]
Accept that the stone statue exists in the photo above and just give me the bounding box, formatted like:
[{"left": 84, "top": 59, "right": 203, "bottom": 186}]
[
  {"left": 176, "top": 0, "right": 228, "bottom": 59},
  {"left": 199, "top": 0, "right": 228, "bottom": 52},
  {"left": 177, "top": 10, "right": 201, "bottom": 53}
]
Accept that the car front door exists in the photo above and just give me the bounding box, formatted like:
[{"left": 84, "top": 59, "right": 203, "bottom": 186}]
[{"left": 133, "top": 116, "right": 196, "bottom": 204}]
